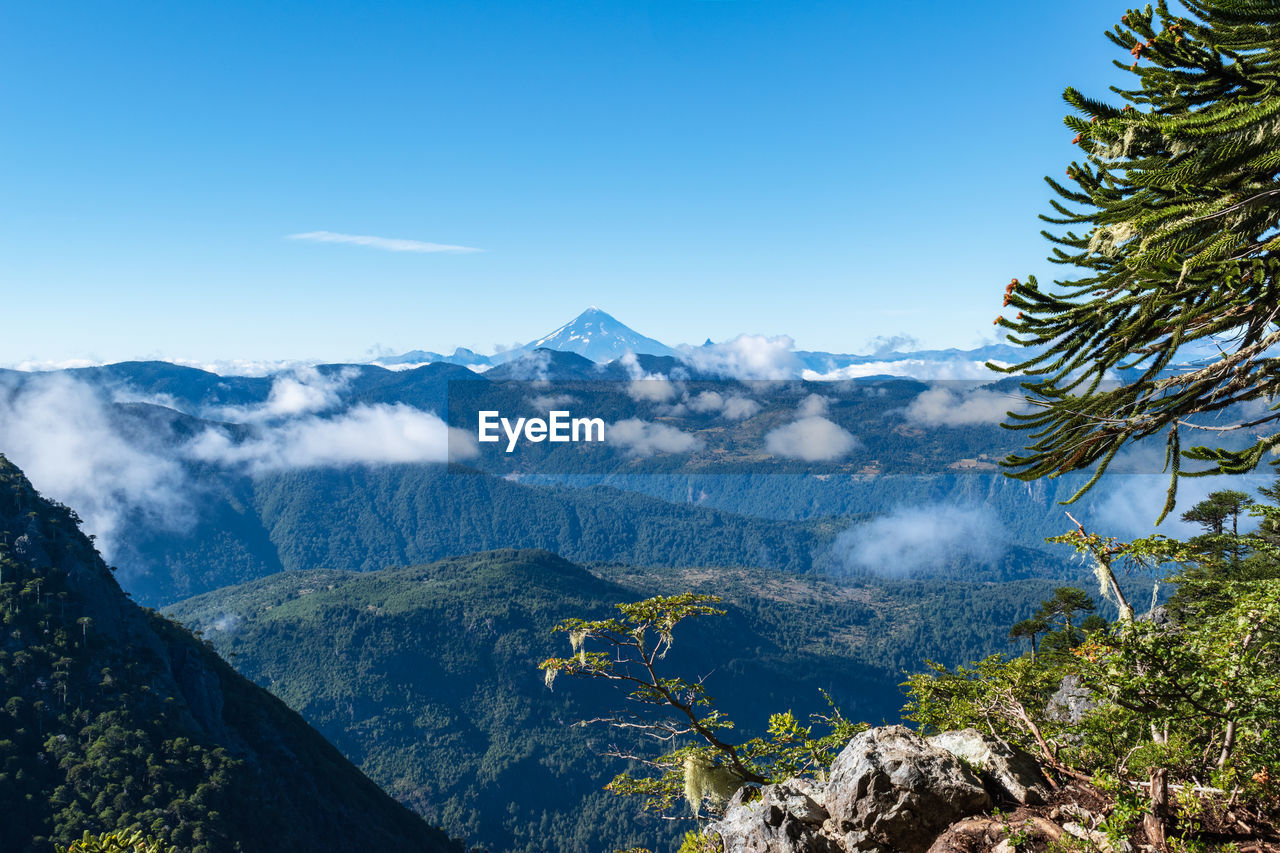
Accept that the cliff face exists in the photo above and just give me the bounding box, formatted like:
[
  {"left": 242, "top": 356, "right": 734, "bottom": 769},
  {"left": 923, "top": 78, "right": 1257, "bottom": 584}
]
[{"left": 0, "top": 454, "right": 459, "bottom": 853}]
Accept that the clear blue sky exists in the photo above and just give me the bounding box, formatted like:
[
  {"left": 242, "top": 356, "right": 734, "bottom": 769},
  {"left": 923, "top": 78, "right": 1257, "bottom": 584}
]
[{"left": 1, "top": 0, "right": 1130, "bottom": 366}]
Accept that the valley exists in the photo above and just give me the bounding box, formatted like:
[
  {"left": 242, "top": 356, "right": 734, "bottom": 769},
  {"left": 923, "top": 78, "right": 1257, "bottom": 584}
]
[{"left": 0, "top": 309, "right": 1244, "bottom": 851}]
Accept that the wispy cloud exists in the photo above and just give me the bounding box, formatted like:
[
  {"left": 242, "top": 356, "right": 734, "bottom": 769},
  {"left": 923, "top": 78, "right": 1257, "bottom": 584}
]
[
  {"left": 287, "top": 230, "right": 483, "bottom": 254},
  {"left": 607, "top": 419, "right": 701, "bottom": 458},
  {"left": 830, "top": 504, "right": 1006, "bottom": 577},
  {"left": 209, "top": 366, "right": 356, "bottom": 422},
  {"left": 187, "top": 403, "right": 476, "bottom": 473},
  {"left": 905, "top": 387, "right": 1029, "bottom": 427},
  {"left": 764, "top": 416, "right": 857, "bottom": 461}
]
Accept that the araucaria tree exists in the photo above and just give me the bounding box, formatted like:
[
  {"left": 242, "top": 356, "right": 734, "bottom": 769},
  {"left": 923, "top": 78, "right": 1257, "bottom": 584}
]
[
  {"left": 918, "top": 2, "right": 1280, "bottom": 845},
  {"left": 996, "top": 1, "right": 1280, "bottom": 521}
]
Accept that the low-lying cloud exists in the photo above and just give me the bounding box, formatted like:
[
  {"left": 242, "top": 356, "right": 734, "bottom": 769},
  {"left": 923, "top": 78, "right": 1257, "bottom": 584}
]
[
  {"left": 804, "top": 360, "right": 1010, "bottom": 381},
  {"left": 212, "top": 366, "right": 355, "bottom": 422},
  {"left": 796, "top": 393, "right": 830, "bottom": 418},
  {"left": 679, "top": 334, "right": 804, "bottom": 380},
  {"left": 498, "top": 350, "right": 555, "bottom": 383},
  {"left": 686, "top": 390, "right": 761, "bottom": 420},
  {"left": 0, "top": 372, "right": 475, "bottom": 567},
  {"left": 608, "top": 419, "right": 701, "bottom": 458},
  {"left": 211, "top": 613, "right": 242, "bottom": 633},
  {"left": 528, "top": 393, "right": 577, "bottom": 409},
  {"left": 831, "top": 504, "right": 1006, "bottom": 576},
  {"left": 867, "top": 334, "right": 920, "bottom": 357},
  {"left": 905, "top": 387, "right": 1028, "bottom": 426},
  {"left": 1089, "top": 471, "right": 1267, "bottom": 540},
  {"left": 627, "top": 378, "right": 681, "bottom": 404},
  {"left": 188, "top": 404, "right": 476, "bottom": 473},
  {"left": 0, "top": 374, "right": 194, "bottom": 562},
  {"left": 764, "top": 416, "right": 858, "bottom": 461}
]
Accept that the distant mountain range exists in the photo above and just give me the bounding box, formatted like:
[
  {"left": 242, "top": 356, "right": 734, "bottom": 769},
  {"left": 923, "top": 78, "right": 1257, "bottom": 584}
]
[{"left": 372, "top": 306, "right": 1026, "bottom": 377}]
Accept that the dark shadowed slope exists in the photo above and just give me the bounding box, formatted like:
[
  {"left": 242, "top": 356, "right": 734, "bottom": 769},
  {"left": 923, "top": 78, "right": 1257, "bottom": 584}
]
[{"left": 0, "top": 454, "right": 459, "bottom": 853}]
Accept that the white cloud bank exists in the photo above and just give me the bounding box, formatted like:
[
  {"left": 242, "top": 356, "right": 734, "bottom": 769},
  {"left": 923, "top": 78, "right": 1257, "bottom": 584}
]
[
  {"left": 188, "top": 404, "right": 476, "bottom": 474},
  {"left": 905, "top": 387, "right": 1029, "bottom": 426},
  {"left": 608, "top": 419, "right": 701, "bottom": 458},
  {"left": 0, "top": 373, "right": 474, "bottom": 563},
  {"left": 0, "top": 375, "right": 193, "bottom": 560},
  {"left": 287, "top": 230, "right": 483, "bottom": 254},
  {"left": 804, "top": 360, "right": 1013, "bottom": 381},
  {"left": 5, "top": 357, "right": 326, "bottom": 378},
  {"left": 832, "top": 504, "right": 1006, "bottom": 576},
  {"left": 679, "top": 335, "right": 804, "bottom": 380},
  {"left": 764, "top": 416, "right": 858, "bottom": 461}
]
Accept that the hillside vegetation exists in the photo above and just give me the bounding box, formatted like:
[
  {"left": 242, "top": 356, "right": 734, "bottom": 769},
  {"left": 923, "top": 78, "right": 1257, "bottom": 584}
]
[
  {"left": 0, "top": 455, "right": 459, "bottom": 853},
  {"left": 167, "top": 549, "right": 1066, "bottom": 851}
]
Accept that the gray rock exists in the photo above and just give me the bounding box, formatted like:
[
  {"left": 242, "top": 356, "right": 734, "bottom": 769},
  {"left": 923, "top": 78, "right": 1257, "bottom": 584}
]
[
  {"left": 765, "top": 777, "right": 830, "bottom": 826},
  {"left": 928, "top": 729, "right": 1052, "bottom": 805},
  {"left": 823, "top": 725, "right": 991, "bottom": 853},
  {"left": 713, "top": 780, "right": 841, "bottom": 852},
  {"left": 1139, "top": 605, "right": 1170, "bottom": 626},
  {"left": 1051, "top": 803, "right": 1099, "bottom": 827},
  {"left": 1046, "top": 674, "right": 1096, "bottom": 725}
]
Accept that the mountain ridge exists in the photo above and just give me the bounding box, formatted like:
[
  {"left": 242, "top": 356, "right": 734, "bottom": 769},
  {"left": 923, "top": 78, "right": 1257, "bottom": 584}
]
[
  {"left": 164, "top": 547, "right": 1062, "bottom": 852},
  {"left": 369, "top": 306, "right": 1024, "bottom": 375},
  {"left": 0, "top": 453, "right": 460, "bottom": 853}
]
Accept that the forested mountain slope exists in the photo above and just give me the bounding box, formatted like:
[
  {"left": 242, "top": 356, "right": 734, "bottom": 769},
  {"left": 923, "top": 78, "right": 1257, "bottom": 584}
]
[
  {"left": 129, "top": 464, "right": 836, "bottom": 604},
  {"left": 127, "top": 463, "right": 1075, "bottom": 606},
  {"left": 0, "top": 455, "right": 459, "bottom": 853},
  {"left": 166, "top": 549, "right": 1064, "bottom": 852}
]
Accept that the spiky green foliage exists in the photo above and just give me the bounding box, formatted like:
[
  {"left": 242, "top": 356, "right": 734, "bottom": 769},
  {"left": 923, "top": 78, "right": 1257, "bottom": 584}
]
[
  {"left": 905, "top": 486, "right": 1280, "bottom": 836},
  {"left": 995, "top": 1, "right": 1280, "bottom": 521},
  {"left": 56, "top": 829, "right": 178, "bottom": 853}
]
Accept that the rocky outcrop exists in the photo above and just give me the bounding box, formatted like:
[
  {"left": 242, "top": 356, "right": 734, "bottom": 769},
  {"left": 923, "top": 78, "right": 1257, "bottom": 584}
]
[
  {"left": 1045, "top": 674, "right": 1096, "bottom": 725},
  {"left": 824, "top": 726, "right": 991, "bottom": 853},
  {"left": 713, "top": 779, "right": 840, "bottom": 853},
  {"left": 927, "top": 729, "right": 1052, "bottom": 805},
  {"left": 169, "top": 642, "right": 228, "bottom": 739},
  {"left": 707, "top": 726, "right": 994, "bottom": 853}
]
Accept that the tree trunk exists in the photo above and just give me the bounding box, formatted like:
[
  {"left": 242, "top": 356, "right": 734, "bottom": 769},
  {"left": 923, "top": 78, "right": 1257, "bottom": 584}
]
[
  {"left": 1218, "top": 631, "right": 1253, "bottom": 769},
  {"left": 1218, "top": 718, "right": 1237, "bottom": 770},
  {"left": 1145, "top": 766, "right": 1168, "bottom": 850}
]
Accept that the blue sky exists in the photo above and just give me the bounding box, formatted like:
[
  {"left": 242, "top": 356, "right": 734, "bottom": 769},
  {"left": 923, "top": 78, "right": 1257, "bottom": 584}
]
[{"left": 1, "top": 0, "right": 1130, "bottom": 366}]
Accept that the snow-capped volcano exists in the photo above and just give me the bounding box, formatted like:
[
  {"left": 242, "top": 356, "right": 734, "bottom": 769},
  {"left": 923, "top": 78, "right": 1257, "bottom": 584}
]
[
  {"left": 372, "top": 306, "right": 1031, "bottom": 379},
  {"left": 513, "top": 307, "right": 677, "bottom": 362}
]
